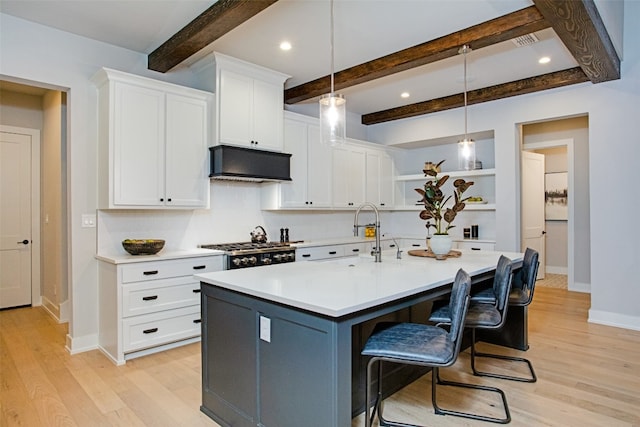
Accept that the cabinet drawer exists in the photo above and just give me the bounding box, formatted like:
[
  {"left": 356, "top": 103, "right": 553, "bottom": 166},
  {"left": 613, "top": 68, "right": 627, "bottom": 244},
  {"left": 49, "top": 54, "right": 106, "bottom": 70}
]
[
  {"left": 297, "top": 245, "right": 345, "bottom": 261},
  {"left": 454, "top": 241, "right": 496, "bottom": 251},
  {"left": 122, "top": 277, "right": 201, "bottom": 318},
  {"left": 343, "top": 243, "right": 368, "bottom": 257},
  {"left": 122, "top": 306, "right": 201, "bottom": 353},
  {"left": 121, "top": 256, "right": 223, "bottom": 283}
]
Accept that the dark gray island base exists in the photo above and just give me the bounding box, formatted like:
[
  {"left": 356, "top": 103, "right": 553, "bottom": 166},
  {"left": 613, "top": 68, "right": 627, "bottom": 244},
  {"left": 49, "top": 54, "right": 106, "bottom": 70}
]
[{"left": 198, "top": 253, "right": 525, "bottom": 427}]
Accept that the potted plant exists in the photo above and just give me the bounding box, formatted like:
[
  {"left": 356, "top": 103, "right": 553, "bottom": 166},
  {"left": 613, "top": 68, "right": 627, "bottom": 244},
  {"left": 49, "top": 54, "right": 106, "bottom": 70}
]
[{"left": 414, "top": 160, "right": 474, "bottom": 256}]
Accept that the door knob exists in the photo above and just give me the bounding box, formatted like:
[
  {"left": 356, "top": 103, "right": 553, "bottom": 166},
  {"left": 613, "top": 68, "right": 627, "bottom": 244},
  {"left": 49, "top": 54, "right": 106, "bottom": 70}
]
[{"left": 18, "top": 239, "right": 29, "bottom": 245}]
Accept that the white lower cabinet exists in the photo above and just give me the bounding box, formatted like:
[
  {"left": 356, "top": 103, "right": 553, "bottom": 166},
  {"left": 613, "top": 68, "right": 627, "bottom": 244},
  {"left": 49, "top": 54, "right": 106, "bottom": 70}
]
[{"left": 98, "top": 254, "right": 223, "bottom": 365}]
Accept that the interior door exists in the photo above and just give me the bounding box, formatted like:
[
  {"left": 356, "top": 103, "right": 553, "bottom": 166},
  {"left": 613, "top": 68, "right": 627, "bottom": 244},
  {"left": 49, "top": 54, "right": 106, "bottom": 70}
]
[
  {"left": 522, "top": 151, "right": 545, "bottom": 279},
  {"left": 0, "top": 130, "right": 33, "bottom": 308}
]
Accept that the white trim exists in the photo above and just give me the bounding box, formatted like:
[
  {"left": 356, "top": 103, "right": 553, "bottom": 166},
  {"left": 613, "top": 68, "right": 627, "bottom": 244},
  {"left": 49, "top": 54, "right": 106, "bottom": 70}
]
[
  {"left": 588, "top": 309, "right": 640, "bottom": 331},
  {"left": 522, "top": 137, "right": 577, "bottom": 292},
  {"left": 0, "top": 125, "right": 41, "bottom": 307},
  {"left": 570, "top": 281, "right": 591, "bottom": 293},
  {"left": 65, "top": 333, "right": 98, "bottom": 355},
  {"left": 546, "top": 266, "right": 568, "bottom": 275}
]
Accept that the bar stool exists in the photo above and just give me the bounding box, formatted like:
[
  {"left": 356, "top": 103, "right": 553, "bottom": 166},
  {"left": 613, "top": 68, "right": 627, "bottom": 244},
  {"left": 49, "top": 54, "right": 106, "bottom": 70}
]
[
  {"left": 361, "top": 269, "right": 471, "bottom": 427},
  {"left": 471, "top": 248, "right": 540, "bottom": 382},
  {"left": 428, "top": 254, "right": 513, "bottom": 424}
]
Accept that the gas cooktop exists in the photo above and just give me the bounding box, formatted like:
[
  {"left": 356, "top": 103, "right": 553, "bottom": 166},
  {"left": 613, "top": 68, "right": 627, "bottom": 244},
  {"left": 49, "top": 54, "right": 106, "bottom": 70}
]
[{"left": 200, "top": 241, "right": 291, "bottom": 254}]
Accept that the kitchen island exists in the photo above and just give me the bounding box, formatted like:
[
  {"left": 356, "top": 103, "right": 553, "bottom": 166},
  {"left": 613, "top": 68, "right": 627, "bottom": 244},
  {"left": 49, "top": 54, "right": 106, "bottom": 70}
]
[{"left": 196, "top": 250, "right": 523, "bottom": 427}]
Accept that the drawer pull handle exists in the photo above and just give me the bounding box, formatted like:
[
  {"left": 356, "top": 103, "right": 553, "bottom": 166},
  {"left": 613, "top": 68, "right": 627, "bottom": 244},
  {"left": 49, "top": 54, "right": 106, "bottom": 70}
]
[
  {"left": 471, "top": 247, "right": 481, "bottom": 251},
  {"left": 142, "top": 295, "right": 158, "bottom": 301},
  {"left": 302, "top": 254, "right": 311, "bottom": 258},
  {"left": 352, "top": 248, "right": 360, "bottom": 252},
  {"left": 143, "top": 270, "right": 159, "bottom": 276},
  {"left": 193, "top": 265, "right": 206, "bottom": 270},
  {"left": 389, "top": 244, "right": 396, "bottom": 248},
  {"left": 192, "top": 289, "right": 201, "bottom": 293},
  {"left": 143, "top": 328, "right": 158, "bottom": 334},
  {"left": 193, "top": 319, "right": 202, "bottom": 324},
  {"left": 329, "top": 251, "right": 337, "bottom": 255}
]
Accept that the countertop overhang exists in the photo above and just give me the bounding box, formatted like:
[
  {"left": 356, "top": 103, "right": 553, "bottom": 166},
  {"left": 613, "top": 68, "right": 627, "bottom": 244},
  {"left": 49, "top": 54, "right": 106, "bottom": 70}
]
[{"left": 195, "top": 249, "right": 523, "bottom": 318}]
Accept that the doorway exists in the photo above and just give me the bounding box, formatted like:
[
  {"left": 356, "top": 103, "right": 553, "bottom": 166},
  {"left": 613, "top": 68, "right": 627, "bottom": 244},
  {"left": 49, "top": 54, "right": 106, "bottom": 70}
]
[
  {"left": 0, "top": 80, "right": 70, "bottom": 319},
  {"left": 520, "top": 116, "right": 591, "bottom": 293}
]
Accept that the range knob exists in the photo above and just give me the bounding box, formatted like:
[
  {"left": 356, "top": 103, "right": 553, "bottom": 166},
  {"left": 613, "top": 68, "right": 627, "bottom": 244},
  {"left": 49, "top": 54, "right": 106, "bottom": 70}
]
[
  {"left": 232, "top": 258, "right": 242, "bottom": 266},
  {"left": 287, "top": 253, "right": 295, "bottom": 261},
  {"left": 240, "top": 257, "right": 249, "bottom": 266},
  {"left": 273, "top": 254, "right": 282, "bottom": 262},
  {"left": 248, "top": 256, "right": 257, "bottom": 266},
  {"left": 263, "top": 257, "right": 272, "bottom": 265}
]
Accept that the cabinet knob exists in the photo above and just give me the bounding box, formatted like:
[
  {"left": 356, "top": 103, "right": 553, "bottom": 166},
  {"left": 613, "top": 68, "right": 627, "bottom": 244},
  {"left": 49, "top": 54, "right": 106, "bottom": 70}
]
[
  {"left": 167, "top": 198, "right": 172, "bottom": 202},
  {"left": 160, "top": 198, "right": 164, "bottom": 202}
]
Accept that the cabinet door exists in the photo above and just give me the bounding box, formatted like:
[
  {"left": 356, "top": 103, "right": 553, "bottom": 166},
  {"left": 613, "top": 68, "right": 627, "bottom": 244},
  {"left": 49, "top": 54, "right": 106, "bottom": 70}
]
[
  {"left": 165, "top": 94, "right": 209, "bottom": 208},
  {"left": 252, "top": 79, "right": 283, "bottom": 151},
  {"left": 280, "top": 119, "right": 309, "bottom": 207},
  {"left": 113, "top": 82, "right": 164, "bottom": 206},
  {"left": 306, "top": 125, "right": 332, "bottom": 207},
  {"left": 379, "top": 152, "right": 394, "bottom": 208},
  {"left": 333, "top": 146, "right": 365, "bottom": 207},
  {"left": 218, "top": 68, "right": 253, "bottom": 147},
  {"left": 365, "top": 151, "right": 381, "bottom": 206}
]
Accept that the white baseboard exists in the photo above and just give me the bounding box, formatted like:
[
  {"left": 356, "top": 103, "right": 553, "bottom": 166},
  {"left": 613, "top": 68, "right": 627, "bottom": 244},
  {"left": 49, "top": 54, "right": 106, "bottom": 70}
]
[
  {"left": 546, "top": 266, "right": 568, "bottom": 275},
  {"left": 569, "top": 281, "right": 590, "bottom": 293},
  {"left": 588, "top": 309, "right": 640, "bottom": 331},
  {"left": 40, "top": 297, "right": 61, "bottom": 322},
  {"left": 66, "top": 333, "right": 98, "bottom": 355}
]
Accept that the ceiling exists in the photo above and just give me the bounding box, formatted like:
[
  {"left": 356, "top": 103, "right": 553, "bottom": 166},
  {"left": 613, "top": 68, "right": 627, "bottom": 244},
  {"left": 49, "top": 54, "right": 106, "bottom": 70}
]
[{"left": 0, "top": 0, "right": 617, "bottom": 124}]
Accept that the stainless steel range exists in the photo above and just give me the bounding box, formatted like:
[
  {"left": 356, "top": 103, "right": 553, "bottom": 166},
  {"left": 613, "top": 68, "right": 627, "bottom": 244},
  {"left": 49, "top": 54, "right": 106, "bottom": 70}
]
[{"left": 200, "top": 241, "right": 296, "bottom": 270}]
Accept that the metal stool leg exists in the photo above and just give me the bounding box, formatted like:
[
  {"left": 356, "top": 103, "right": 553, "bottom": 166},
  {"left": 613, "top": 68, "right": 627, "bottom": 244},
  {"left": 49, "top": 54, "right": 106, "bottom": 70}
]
[{"left": 470, "top": 328, "right": 537, "bottom": 382}]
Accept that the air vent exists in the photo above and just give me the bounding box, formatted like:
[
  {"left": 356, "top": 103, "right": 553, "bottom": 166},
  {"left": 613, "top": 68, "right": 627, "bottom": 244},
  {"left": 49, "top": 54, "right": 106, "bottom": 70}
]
[{"left": 512, "top": 33, "right": 539, "bottom": 47}]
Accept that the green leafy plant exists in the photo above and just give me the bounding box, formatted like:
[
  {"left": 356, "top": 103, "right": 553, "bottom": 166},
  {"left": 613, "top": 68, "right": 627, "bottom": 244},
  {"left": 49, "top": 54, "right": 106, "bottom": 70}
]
[{"left": 414, "top": 160, "right": 474, "bottom": 235}]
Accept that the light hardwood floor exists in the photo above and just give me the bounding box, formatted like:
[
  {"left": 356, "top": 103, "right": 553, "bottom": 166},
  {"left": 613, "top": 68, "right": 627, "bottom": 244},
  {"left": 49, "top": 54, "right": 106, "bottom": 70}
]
[{"left": 1, "top": 287, "right": 639, "bottom": 427}]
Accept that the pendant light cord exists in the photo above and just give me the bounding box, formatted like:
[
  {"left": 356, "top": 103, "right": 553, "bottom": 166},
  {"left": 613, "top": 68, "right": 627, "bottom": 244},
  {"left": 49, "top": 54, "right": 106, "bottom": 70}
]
[
  {"left": 330, "top": 0, "right": 335, "bottom": 96},
  {"left": 463, "top": 44, "right": 469, "bottom": 140}
]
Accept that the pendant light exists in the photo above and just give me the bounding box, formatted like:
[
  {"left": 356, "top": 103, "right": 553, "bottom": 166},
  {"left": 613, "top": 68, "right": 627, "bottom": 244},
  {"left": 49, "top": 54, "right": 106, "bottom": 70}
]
[
  {"left": 319, "top": 0, "right": 346, "bottom": 145},
  {"left": 458, "top": 44, "right": 476, "bottom": 170}
]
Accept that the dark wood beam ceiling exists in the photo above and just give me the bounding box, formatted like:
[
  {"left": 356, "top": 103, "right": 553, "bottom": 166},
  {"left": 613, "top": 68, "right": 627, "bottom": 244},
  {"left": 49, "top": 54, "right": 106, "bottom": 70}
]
[
  {"left": 284, "top": 6, "right": 550, "bottom": 104},
  {"left": 532, "top": 0, "right": 620, "bottom": 83},
  {"left": 148, "top": 0, "right": 280, "bottom": 73},
  {"left": 361, "top": 67, "right": 589, "bottom": 125}
]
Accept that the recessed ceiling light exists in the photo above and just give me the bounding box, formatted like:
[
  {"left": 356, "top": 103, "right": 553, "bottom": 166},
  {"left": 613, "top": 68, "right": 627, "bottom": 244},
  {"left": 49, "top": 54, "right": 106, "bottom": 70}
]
[
  {"left": 280, "top": 41, "right": 292, "bottom": 51},
  {"left": 401, "top": 92, "right": 410, "bottom": 98},
  {"left": 539, "top": 56, "right": 551, "bottom": 64}
]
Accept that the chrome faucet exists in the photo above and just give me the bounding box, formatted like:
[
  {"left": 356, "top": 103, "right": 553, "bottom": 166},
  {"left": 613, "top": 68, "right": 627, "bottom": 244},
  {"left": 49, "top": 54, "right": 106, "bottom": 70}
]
[
  {"left": 383, "top": 234, "right": 403, "bottom": 259},
  {"left": 354, "top": 202, "right": 381, "bottom": 262}
]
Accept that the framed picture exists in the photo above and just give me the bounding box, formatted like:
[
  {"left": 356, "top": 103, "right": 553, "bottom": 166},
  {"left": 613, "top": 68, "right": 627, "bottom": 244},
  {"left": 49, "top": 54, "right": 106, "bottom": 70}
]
[{"left": 545, "top": 172, "right": 568, "bottom": 220}]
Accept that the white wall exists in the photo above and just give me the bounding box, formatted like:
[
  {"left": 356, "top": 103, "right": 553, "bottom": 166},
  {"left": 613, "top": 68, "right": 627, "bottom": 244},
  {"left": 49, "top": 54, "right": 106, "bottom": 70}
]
[
  {"left": 366, "top": 2, "right": 640, "bottom": 330},
  {"left": 0, "top": 13, "right": 207, "bottom": 352}
]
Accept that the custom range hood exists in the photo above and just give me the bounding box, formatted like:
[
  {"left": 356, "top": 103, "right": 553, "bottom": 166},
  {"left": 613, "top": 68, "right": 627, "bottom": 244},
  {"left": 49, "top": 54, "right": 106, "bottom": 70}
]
[{"left": 209, "top": 145, "right": 292, "bottom": 182}]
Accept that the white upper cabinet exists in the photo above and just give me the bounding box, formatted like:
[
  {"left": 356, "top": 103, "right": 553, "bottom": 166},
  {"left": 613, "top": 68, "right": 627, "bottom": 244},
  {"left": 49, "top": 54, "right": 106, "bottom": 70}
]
[
  {"left": 332, "top": 144, "right": 366, "bottom": 208},
  {"left": 93, "top": 68, "right": 212, "bottom": 209},
  {"left": 262, "top": 112, "right": 332, "bottom": 209},
  {"left": 213, "top": 52, "right": 289, "bottom": 152},
  {"left": 365, "top": 149, "right": 394, "bottom": 209}
]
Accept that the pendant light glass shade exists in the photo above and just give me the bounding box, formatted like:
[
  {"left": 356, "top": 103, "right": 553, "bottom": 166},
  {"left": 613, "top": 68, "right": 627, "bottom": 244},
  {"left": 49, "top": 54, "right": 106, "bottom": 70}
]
[
  {"left": 458, "top": 45, "right": 476, "bottom": 170},
  {"left": 320, "top": 93, "right": 346, "bottom": 145},
  {"left": 319, "top": 0, "right": 345, "bottom": 145}
]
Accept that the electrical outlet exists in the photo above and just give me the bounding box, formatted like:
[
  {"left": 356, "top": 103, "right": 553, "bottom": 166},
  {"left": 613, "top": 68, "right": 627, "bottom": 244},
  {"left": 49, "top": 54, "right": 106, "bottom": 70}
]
[
  {"left": 81, "top": 214, "right": 96, "bottom": 228},
  {"left": 259, "top": 316, "right": 271, "bottom": 342}
]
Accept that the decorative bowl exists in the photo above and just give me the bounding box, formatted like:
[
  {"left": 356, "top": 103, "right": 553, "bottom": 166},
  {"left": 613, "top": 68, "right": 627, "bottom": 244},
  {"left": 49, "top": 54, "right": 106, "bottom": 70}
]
[{"left": 122, "top": 239, "right": 165, "bottom": 255}]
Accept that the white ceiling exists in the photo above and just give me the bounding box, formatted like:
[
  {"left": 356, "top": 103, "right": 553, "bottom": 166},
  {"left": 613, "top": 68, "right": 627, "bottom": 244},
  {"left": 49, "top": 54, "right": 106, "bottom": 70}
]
[{"left": 0, "top": 0, "right": 578, "bottom": 116}]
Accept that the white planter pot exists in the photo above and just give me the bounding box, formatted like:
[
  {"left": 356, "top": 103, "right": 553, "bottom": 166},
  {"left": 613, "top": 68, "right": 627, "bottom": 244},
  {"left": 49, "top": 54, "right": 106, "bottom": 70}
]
[{"left": 430, "top": 234, "right": 452, "bottom": 256}]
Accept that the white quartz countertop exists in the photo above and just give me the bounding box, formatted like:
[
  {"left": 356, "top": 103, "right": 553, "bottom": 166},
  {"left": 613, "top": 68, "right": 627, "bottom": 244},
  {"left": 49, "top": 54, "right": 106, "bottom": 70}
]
[
  {"left": 96, "top": 248, "right": 224, "bottom": 265},
  {"left": 195, "top": 249, "right": 522, "bottom": 318}
]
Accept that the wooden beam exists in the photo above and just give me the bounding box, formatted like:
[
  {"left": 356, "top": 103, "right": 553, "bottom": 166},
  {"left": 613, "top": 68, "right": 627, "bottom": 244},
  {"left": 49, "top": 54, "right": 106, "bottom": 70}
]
[
  {"left": 361, "top": 67, "right": 589, "bottom": 125},
  {"left": 284, "top": 6, "right": 549, "bottom": 104},
  {"left": 148, "top": 0, "right": 279, "bottom": 73},
  {"left": 532, "top": 0, "right": 620, "bottom": 83}
]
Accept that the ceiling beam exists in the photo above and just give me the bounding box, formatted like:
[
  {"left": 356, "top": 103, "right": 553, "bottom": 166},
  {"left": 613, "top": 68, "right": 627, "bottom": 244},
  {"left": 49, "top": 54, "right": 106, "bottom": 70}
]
[
  {"left": 284, "top": 6, "right": 549, "bottom": 105},
  {"left": 532, "top": 0, "right": 620, "bottom": 83},
  {"left": 361, "top": 67, "right": 589, "bottom": 125},
  {"left": 148, "top": 0, "right": 279, "bottom": 73}
]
